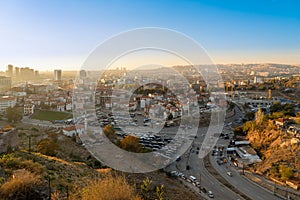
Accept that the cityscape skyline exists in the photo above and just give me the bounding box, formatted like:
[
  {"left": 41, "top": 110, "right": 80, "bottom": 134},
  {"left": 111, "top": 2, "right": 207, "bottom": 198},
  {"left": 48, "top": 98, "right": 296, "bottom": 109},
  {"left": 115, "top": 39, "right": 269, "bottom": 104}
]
[{"left": 1, "top": 0, "right": 300, "bottom": 71}]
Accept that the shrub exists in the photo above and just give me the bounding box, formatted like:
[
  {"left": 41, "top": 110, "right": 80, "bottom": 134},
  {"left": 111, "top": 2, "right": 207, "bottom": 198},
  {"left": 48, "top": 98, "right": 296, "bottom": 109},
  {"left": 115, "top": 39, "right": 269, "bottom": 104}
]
[
  {"left": 0, "top": 169, "right": 43, "bottom": 200},
  {"left": 121, "top": 135, "right": 142, "bottom": 153},
  {"left": 280, "top": 165, "right": 294, "bottom": 180},
  {"left": 31, "top": 127, "right": 39, "bottom": 132},
  {"left": 37, "top": 139, "right": 59, "bottom": 156},
  {"left": 72, "top": 173, "right": 142, "bottom": 200},
  {"left": 155, "top": 185, "right": 164, "bottom": 200},
  {"left": 141, "top": 177, "right": 152, "bottom": 192}
]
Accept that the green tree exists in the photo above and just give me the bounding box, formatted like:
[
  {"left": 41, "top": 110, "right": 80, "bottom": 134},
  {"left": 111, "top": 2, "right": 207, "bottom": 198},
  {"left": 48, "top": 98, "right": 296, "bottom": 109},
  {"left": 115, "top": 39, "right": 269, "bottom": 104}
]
[
  {"left": 270, "top": 102, "right": 283, "bottom": 113},
  {"left": 283, "top": 104, "right": 295, "bottom": 117},
  {"left": 280, "top": 165, "right": 294, "bottom": 180},
  {"left": 244, "top": 112, "right": 255, "bottom": 120},
  {"left": 270, "top": 112, "right": 285, "bottom": 119},
  {"left": 270, "top": 163, "right": 279, "bottom": 176},
  {"left": 40, "top": 102, "right": 50, "bottom": 110},
  {"left": 234, "top": 126, "right": 244, "bottom": 136},
  {"left": 243, "top": 121, "right": 254, "bottom": 133},
  {"left": 6, "top": 107, "right": 22, "bottom": 123},
  {"left": 167, "top": 113, "right": 173, "bottom": 120}
]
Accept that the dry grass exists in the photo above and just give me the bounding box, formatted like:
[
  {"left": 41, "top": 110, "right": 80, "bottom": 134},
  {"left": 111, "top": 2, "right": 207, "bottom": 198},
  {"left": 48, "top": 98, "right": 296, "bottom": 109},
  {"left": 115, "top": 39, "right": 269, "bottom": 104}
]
[
  {"left": 71, "top": 173, "right": 142, "bottom": 200},
  {"left": 0, "top": 169, "right": 43, "bottom": 200}
]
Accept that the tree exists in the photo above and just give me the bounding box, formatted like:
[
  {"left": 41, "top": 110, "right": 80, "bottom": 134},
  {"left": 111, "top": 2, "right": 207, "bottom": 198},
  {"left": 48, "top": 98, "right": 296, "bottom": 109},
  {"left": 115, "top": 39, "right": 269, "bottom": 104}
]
[
  {"left": 270, "top": 102, "right": 283, "bottom": 113},
  {"left": 234, "top": 126, "right": 244, "bottom": 136},
  {"left": 167, "top": 113, "right": 173, "bottom": 120},
  {"left": 37, "top": 139, "right": 58, "bottom": 156},
  {"left": 280, "top": 165, "right": 294, "bottom": 180},
  {"left": 6, "top": 107, "right": 22, "bottom": 123},
  {"left": 40, "top": 102, "right": 50, "bottom": 110},
  {"left": 121, "top": 135, "right": 142, "bottom": 153},
  {"left": 244, "top": 112, "right": 255, "bottom": 120},
  {"left": 243, "top": 121, "right": 254, "bottom": 133},
  {"left": 255, "top": 108, "right": 264, "bottom": 125},
  {"left": 283, "top": 104, "right": 295, "bottom": 117},
  {"left": 103, "top": 125, "right": 116, "bottom": 141}
]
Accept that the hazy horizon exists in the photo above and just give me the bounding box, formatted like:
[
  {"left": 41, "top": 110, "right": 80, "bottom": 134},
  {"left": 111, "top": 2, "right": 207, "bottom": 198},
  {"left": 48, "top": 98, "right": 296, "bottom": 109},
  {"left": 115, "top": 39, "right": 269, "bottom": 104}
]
[{"left": 1, "top": 0, "right": 300, "bottom": 71}]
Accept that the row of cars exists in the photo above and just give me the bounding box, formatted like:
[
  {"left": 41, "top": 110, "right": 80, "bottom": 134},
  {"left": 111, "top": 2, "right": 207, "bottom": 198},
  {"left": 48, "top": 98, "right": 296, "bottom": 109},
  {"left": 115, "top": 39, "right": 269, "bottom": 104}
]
[
  {"left": 116, "top": 131, "right": 173, "bottom": 151},
  {"left": 212, "top": 146, "right": 233, "bottom": 177},
  {"left": 170, "top": 171, "right": 214, "bottom": 198}
]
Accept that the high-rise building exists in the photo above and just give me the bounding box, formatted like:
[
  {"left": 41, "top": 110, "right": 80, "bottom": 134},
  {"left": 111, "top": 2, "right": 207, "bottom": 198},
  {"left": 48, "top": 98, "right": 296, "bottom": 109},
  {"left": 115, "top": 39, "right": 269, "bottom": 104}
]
[
  {"left": 19, "top": 67, "right": 34, "bottom": 80},
  {"left": 6, "top": 65, "right": 13, "bottom": 77},
  {"left": 15, "top": 67, "right": 20, "bottom": 78},
  {"left": 54, "top": 69, "right": 62, "bottom": 81},
  {"left": 0, "top": 76, "right": 12, "bottom": 94},
  {"left": 79, "top": 70, "right": 87, "bottom": 79}
]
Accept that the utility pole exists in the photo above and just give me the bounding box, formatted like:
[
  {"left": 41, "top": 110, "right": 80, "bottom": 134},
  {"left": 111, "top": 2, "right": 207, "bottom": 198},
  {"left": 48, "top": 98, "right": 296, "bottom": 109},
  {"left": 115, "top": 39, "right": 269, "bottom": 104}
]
[
  {"left": 28, "top": 136, "right": 31, "bottom": 154},
  {"left": 242, "top": 161, "right": 245, "bottom": 175},
  {"left": 48, "top": 177, "right": 51, "bottom": 200},
  {"left": 199, "top": 173, "right": 202, "bottom": 187},
  {"left": 285, "top": 184, "right": 288, "bottom": 199},
  {"left": 66, "top": 185, "right": 69, "bottom": 200},
  {"left": 273, "top": 181, "right": 276, "bottom": 195}
]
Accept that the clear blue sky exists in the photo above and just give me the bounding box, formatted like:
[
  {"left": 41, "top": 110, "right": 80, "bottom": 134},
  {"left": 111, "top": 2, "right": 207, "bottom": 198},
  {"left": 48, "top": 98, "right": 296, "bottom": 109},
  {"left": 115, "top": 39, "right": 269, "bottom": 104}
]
[{"left": 1, "top": 0, "right": 300, "bottom": 71}]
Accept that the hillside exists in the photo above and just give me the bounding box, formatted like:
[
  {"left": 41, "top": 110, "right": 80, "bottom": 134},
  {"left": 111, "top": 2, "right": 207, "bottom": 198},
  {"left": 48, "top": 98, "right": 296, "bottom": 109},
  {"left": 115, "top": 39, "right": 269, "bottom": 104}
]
[
  {"left": 0, "top": 123, "right": 201, "bottom": 200},
  {"left": 245, "top": 117, "right": 299, "bottom": 181}
]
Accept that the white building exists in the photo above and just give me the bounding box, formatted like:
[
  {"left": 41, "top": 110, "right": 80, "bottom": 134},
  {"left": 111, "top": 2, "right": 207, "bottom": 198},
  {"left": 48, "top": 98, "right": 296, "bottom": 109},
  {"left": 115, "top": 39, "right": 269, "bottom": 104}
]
[
  {"left": 0, "top": 96, "right": 16, "bottom": 113},
  {"left": 253, "top": 76, "right": 264, "bottom": 84},
  {"left": 65, "top": 102, "right": 72, "bottom": 111},
  {"left": 57, "top": 102, "right": 65, "bottom": 112},
  {"left": 54, "top": 69, "right": 62, "bottom": 81},
  {"left": 62, "top": 125, "right": 85, "bottom": 137},
  {"left": 140, "top": 99, "right": 145, "bottom": 109},
  {"left": 24, "top": 103, "right": 35, "bottom": 115}
]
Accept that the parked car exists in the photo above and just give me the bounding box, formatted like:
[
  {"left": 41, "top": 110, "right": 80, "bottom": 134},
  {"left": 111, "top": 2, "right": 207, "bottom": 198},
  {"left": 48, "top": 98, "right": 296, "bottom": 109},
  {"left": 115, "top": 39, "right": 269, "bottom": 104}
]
[{"left": 227, "top": 171, "right": 232, "bottom": 177}]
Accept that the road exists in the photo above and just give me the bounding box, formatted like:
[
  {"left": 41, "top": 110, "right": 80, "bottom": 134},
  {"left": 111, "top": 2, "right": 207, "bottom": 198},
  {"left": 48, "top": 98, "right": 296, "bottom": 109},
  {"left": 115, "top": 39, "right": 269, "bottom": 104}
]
[
  {"left": 22, "top": 116, "right": 66, "bottom": 129},
  {"left": 209, "top": 104, "right": 282, "bottom": 200},
  {"left": 165, "top": 104, "right": 285, "bottom": 200},
  {"left": 211, "top": 139, "right": 281, "bottom": 200},
  {"left": 166, "top": 125, "right": 245, "bottom": 200}
]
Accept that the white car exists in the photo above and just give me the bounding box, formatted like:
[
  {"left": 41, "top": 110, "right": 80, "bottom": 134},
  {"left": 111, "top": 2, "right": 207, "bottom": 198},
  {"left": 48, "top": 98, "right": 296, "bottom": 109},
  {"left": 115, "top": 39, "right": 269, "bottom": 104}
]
[
  {"left": 208, "top": 190, "right": 214, "bottom": 198},
  {"left": 227, "top": 171, "right": 232, "bottom": 177}
]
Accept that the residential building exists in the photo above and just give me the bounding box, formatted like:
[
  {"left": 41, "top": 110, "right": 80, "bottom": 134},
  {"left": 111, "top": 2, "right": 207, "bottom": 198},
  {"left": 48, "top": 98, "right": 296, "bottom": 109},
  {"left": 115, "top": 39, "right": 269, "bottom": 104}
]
[
  {"left": 0, "top": 127, "right": 19, "bottom": 153},
  {"left": 24, "top": 103, "right": 35, "bottom": 115},
  {"left": 57, "top": 102, "right": 65, "bottom": 112},
  {"left": 0, "top": 76, "right": 12, "bottom": 94},
  {"left": 0, "top": 96, "right": 16, "bottom": 113},
  {"left": 54, "top": 69, "right": 62, "bottom": 81},
  {"left": 62, "top": 125, "right": 85, "bottom": 137}
]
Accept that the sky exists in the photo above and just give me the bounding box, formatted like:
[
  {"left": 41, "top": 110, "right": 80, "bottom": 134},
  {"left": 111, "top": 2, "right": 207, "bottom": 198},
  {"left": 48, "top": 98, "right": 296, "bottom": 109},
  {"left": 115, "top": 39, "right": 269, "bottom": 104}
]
[{"left": 0, "top": 0, "right": 300, "bottom": 71}]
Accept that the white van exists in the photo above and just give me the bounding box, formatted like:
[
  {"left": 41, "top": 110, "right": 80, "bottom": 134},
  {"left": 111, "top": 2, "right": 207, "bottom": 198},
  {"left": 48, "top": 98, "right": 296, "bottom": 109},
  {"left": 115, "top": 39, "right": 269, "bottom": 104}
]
[{"left": 189, "top": 175, "right": 197, "bottom": 182}]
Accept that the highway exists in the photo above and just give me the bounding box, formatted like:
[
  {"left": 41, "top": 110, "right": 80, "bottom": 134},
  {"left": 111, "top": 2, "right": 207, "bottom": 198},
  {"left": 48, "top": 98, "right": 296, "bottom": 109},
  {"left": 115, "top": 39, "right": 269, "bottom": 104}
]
[
  {"left": 165, "top": 105, "right": 284, "bottom": 200},
  {"left": 166, "top": 125, "right": 245, "bottom": 200}
]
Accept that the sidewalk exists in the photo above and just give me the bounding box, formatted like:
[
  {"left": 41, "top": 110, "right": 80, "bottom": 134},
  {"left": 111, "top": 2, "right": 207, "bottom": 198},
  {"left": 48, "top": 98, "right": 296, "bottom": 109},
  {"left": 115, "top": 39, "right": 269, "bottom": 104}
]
[{"left": 244, "top": 171, "right": 300, "bottom": 200}]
